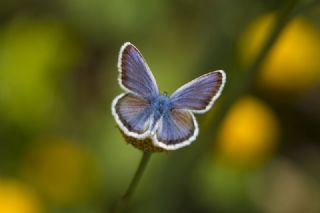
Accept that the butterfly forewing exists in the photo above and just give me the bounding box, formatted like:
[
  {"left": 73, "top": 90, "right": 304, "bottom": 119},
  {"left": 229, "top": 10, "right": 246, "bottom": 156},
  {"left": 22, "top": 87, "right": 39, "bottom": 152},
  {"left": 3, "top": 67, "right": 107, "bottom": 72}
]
[
  {"left": 118, "top": 42, "right": 159, "bottom": 97},
  {"left": 153, "top": 109, "right": 198, "bottom": 150},
  {"left": 112, "top": 93, "right": 153, "bottom": 138},
  {"left": 170, "top": 70, "right": 226, "bottom": 113}
]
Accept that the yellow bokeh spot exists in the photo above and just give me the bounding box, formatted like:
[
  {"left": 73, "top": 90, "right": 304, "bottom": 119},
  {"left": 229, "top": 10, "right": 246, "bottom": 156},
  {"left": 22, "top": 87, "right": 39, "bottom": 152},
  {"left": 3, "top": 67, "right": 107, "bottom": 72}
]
[
  {"left": 22, "top": 138, "right": 98, "bottom": 204},
  {"left": 217, "top": 96, "right": 279, "bottom": 165},
  {"left": 239, "top": 13, "right": 320, "bottom": 95},
  {"left": 0, "top": 179, "right": 43, "bottom": 213}
]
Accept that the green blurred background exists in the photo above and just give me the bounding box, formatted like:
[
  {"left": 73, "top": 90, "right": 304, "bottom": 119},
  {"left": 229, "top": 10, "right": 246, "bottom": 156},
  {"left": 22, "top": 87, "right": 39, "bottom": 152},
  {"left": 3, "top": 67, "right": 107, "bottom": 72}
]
[{"left": 0, "top": 0, "right": 319, "bottom": 212}]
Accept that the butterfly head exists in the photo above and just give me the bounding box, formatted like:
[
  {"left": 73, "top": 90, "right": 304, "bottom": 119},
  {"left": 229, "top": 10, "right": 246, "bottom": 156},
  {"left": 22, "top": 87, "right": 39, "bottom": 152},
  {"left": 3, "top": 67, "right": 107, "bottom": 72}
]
[{"left": 161, "top": 91, "right": 169, "bottom": 97}]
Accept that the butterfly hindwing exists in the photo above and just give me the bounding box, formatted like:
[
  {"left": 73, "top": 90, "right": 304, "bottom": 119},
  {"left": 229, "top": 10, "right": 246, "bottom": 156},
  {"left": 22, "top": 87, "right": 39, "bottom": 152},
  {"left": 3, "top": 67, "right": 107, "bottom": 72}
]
[
  {"left": 112, "top": 93, "right": 153, "bottom": 138},
  {"left": 118, "top": 42, "right": 159, "bottom": 97},
  {"left": 170, "top": 70, "right": 226, "bottom": 113},
  {"left": 153, "top": 109, "right": 198, "bottom": 150}
]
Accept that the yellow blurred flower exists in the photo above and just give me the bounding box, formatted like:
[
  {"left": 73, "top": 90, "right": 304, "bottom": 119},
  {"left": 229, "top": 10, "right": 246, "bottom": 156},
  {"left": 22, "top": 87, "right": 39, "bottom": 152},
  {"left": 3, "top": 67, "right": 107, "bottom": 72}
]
[
  {"left": 0, "top": 179, "right": 44, "bottom": 213},
  {"left": 239, "top": 13, "right": 320, "bottom": 96},
  {"left": 22, "top": 138, "right": 98, "bottom": 204},
  {"left": 217, "top": 96, "right": 279, "bottom": 166}
]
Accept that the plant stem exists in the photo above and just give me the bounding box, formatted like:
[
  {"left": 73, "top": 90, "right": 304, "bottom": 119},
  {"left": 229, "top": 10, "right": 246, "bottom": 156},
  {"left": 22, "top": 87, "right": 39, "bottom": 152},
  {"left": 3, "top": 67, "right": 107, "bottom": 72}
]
[{"left": 113, "top": 151, "right": 152, "bottom": 213}]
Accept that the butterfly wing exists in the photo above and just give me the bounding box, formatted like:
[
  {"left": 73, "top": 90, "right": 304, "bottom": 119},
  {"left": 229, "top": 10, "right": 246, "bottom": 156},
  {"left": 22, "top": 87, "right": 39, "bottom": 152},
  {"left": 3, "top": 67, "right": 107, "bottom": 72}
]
[
  {"left": 170, "top": 70, "right": 226, "bottom": 113},
  {"left": 112, "top": 93, "right": 153, "bottom": 138},
  {"left": 118, "top": 42, "right": 159, "bottom": 97},
  {"left": 153, "top": 109, "right": 198, "bottom": 150}
]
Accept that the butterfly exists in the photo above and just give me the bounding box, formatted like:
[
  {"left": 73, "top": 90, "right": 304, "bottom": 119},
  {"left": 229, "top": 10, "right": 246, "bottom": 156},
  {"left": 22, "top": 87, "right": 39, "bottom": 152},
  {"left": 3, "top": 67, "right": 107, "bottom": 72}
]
[{"left": 112, "top": 42, "right": 226, "bottom": 150}]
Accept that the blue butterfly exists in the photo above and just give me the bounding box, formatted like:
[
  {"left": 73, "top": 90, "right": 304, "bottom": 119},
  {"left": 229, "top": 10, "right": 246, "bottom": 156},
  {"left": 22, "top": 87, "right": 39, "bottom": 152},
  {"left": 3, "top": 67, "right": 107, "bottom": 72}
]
[{"left": 112, "top": 42, "right": 226, "bottom": 150}]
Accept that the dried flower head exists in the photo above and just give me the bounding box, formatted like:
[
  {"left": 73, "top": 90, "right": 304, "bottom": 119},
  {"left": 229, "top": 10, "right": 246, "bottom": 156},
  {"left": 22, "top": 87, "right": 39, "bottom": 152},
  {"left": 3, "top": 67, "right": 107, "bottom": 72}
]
[{"left": 117, "top": 126, "right": 166, "bottom": 153}]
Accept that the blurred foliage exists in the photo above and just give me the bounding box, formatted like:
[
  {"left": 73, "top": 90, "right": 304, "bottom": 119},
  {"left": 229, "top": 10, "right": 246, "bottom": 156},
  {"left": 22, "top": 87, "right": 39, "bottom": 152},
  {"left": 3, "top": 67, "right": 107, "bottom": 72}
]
[
  {"left": 22, "top": 137, "right": 98, "bottom": 204},
  {"left": 0, "top": 17, "right": 80, "bottom": 129},
  {"left": 251, "top": 159, "right": 320, "bottom": 213},
  {"left": 0, "top": 0, "right": 319, "bottom": 213}
]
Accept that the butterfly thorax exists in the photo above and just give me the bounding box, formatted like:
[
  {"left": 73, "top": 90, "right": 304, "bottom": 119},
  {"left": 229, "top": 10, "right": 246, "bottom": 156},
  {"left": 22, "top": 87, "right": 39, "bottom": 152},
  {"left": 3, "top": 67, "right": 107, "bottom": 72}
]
[{"left": 149, "top": 94, "right": 173, "bottom": 129}]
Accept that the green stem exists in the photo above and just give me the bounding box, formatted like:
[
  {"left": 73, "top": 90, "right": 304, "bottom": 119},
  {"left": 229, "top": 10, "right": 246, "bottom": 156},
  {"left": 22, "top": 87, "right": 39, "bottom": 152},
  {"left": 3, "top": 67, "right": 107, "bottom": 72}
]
[{"left": 113, "top": 151, "right": 152, "bottom": 213}]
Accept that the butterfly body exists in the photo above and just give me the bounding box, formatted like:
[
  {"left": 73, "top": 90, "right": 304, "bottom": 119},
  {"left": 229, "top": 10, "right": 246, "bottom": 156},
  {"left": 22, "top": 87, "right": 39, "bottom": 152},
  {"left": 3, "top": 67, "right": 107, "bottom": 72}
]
[
  {"left": 112, "top": 42, "right": 226, "bottom": 150},
  {"left": 149, "top": 94, "right": 173, "bottom": 126}
]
